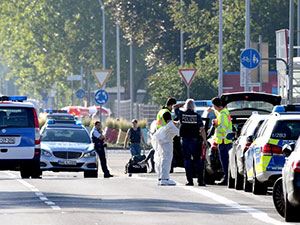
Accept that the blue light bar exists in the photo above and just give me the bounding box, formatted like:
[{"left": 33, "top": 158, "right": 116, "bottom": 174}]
[
  {"left": 8, "top": 96, "right": 27, "bottom": 101},
  {"left": 47, "top": 119, "right": 55, "bottom": 124},
  {"left": 75, "top": 120, "right": 82, "bottom": 125},
  {"left": 273, "top": 105, "right": 285, "bottom": 113}
]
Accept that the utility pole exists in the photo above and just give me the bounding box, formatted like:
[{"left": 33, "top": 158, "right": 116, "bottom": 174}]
[
  {"left": 130, "top": 43, "right": 133, "bottom": 121},
  {"left": 218, "top": 0, "right": 223, "bottom": 96},
  {"left": 289, "top": 0, "right": 294, "bottom": 104},
  {"left": 116, "top": 25, "right": 121, "bottom": 119},
  {"left": 298, "top": 0, "right": 300, "bottom": 56},
  {"left": 98, "top": 0, "right": 106, "bottom": 69},
  {"left": 245, "top": 0, "right": 250, "bottom": 92}
]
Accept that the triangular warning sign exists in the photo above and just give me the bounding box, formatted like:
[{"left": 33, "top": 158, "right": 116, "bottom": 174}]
[
  {"left": 178, "top": 68, "right": 197, "bottom": 87},
  {"left": 91, "top": 70, "right": 112, "bottom": 89}
]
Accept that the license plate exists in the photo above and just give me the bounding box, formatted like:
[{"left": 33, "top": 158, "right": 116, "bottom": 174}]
[
  {"left": 0, "top": 137, "right": 15, "bottom": 144},
  {"left": 58, "top": 160, "right": 77, "bottom": 165}
]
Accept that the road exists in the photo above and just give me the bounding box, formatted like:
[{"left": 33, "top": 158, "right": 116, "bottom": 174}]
[{"left": 0, "top": 149, "right": 293, "bottom": 225}]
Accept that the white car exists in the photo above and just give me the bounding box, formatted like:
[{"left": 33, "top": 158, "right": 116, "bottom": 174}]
[{"left": 40, "top": 120, "right": 98, "bottom": 178}]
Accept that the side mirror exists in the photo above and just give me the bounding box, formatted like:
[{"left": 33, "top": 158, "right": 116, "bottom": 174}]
[
  {"left": 226, "top": 132, "right": 236, "bottom": 140},
  {"left": 282, "top": 143, "right": 295, "bottom": 156},
  {"left": 247, "top": 135, "right": 254, "bottom": 143}
]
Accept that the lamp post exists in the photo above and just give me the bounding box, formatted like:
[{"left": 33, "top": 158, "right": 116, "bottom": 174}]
[
  {"left": 245, "top": 0, "right": 250, "bottom": 92},
  {"left": 218, "top": 0, "right": 223, "bottom": 96},
  {"left": 98, "top": 0, "right": 106, "bottom": 70},
  {"left": 288, "top": 0, "right": 294, "bottom": 104}
]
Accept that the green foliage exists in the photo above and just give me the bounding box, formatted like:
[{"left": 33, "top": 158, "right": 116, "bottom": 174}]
[
  {"left": 82, "top": 116, "right": 91, "bottom": 128},
  {"left": 137, "top": 119, "right": 147, "bottom": 129},
  {"left": 119, "top": 119, "right": 131, "bottom": 132}
]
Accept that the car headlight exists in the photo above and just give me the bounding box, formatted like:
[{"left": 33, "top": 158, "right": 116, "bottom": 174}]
[
  {"left": 83, "top": 150, "right": 97, "bottom": 158},
  {"left": 41, "top": 149, "right": 52, "bottom": 157}
]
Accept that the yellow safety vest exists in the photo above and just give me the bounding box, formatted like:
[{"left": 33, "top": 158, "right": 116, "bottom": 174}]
[
  {"left": 214, "top": 108, "right": 232, "bottom": 144},
  {"left": 156, "top": 108, "right": 171, "bottom": 130}
]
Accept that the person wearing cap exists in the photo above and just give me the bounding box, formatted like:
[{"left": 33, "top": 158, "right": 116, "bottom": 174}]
[
  {"left": 124, "top": 119, "right": 146, "bottom": 156},
  {"left": 91, "top": 121, "right": 113, "bottom": 178}
]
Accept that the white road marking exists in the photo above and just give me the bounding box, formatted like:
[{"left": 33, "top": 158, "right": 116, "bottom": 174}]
[
  {"left": 4, "top": 171, "right": 61, "bottom": 211},
  {"left": 132, "top": 175, "right": 289, "bottom": 225}
]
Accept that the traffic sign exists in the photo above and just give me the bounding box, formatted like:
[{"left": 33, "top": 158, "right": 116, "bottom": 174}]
[
  {"left": 178, "top": 68, "right": 197, "bottom": 87},
  {"left": 94, "top": 90, "right": 109, "bottom": 105},
  {"left": 91, "top": 70, "right": 112, "bottom": 89},
  {"left": 240, "top": 48, "right": 261, "bottom": 69},
  {"left": 67, "top": 75, "right": 81, "bottom": 81},
  {"left": 76, "top": 89, "right": 86, "bottom": 99}
]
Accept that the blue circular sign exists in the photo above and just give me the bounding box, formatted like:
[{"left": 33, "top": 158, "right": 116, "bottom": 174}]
[
  {"left": 240, "top": 48, "right": 261, "bottom": 69},
  {"left": 94, "top": 90, "right": 109, "bottom": 105},
  {"left": 76, "top": 89, "right": 86, "bottom": 99}
]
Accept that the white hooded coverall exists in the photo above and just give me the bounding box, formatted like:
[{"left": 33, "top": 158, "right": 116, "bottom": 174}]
[{"left": 152, "top": 121, "right": 179, "bottom": 180}]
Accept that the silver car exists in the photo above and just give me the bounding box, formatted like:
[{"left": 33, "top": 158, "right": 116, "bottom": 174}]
[{"left": 40, "top": 121, "right": 98, "bottom": 178}]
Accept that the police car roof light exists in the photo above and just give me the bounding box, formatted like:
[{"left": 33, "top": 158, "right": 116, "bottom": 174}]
[
  {"left": 75, "top": 120, "right": 82, "bottom": 125},
  {"left": 47, "top": 119, "right": 55, "bottom": 124},
  {"left": 0, "top": 96, "right": 27, "bottom": 102}
]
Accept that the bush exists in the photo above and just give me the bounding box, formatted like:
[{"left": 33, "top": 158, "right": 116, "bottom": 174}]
[
  {"left": 119, "top": 119, "right": 131, "bottom": 132},
  {"left": 138, "top": 119, "right": 147, "bottom": 129},
  {"left": 82, "top": 116, "right": 91, "bottom": 127},
  {"left": 39, "top": 118, "right": 46, "bottom": 128}
]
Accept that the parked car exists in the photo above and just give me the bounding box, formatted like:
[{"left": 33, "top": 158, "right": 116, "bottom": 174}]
[
  {"left": 273, "top": 137, "right": 300, "bottom": 222},
  {"left": 204, "top": 92, "right": 281, "bottom": 184},
  {"left": 0, "top": 96, "right": 41, "bottom": 178},
  {"left": 40, "top": 119, "right": 98, "bottom": 178},
  {"left": 228, "top": 113, "right": 268, "bottom": 190},
  {"left": 244, "top": 113, "right": 300, "bottom": 195}
]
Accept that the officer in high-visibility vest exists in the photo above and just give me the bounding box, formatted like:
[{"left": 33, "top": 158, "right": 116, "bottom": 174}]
[
  {"left": 211, "top": 97, "right": 232, "bottom": 185},
  {"left": 156, "top": 97, "right": 177, "bottom": 130}
]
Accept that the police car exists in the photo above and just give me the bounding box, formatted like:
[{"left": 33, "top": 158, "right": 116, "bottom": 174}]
[
  {"left": 244, "top": 111, "right": 300, "bottom": 195},
  {"left": 272, "top": 136, "right": 300, "bottom": 222},
  {"left": 40, "top": 119, "right": 98, "bottom": 178},
  {"left": 0, "top": 96, "right": 41, "bottom": 178}
]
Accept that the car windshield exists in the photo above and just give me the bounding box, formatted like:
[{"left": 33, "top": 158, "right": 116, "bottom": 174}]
[
  {"left": 0, "top": 107, "right": 34, "bottom": 128},
  {"left": 41, "top": 128, "right": 91, "bottom": 143},
  {"left": 271, "top": 120, "right": 300, "bottom": 140},
  {"left": 47, "top": 115, "right": 74, "bottom": 120},
  {"left": 227, "top": 101, "right": 274, "bottom": 112}
]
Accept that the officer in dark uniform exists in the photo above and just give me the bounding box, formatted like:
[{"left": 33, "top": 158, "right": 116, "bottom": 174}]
[
  {"left": 175, "top": 99, "right": 207, "bottom": 186},
  {"left": 91, "top": 121, "right": 113, "bottom": 178}
]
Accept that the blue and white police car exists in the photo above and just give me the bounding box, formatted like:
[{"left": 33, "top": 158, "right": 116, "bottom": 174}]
[
  {"left": 0, "top": 96, "right": 41, "bottom": 178},
  {"left": 40, "top": 119, "right": 99, "bottom": 178}
]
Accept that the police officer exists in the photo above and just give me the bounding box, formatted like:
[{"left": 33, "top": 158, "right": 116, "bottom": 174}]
[
  {"left": 175, "top": 99, "right": 207, "bottom": 186},
  {"left": 211, "top": 97, "right": 232, "bottom": 185},
  {"left": 91, "top": 121, "right": 113, "bottom": 178}
]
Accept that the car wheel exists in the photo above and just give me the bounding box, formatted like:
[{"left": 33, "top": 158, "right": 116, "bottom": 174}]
[
  {"left": 227, "top": 167, "right": 235, "bottom": 189},
  {"left": 84, "top": 170, "right": 98, "bottom": 178},
  {"left": 234, "top": 161, "right": 243, "bottom": 190},
  {"left": 20, "top": 167, "right": 30, "bottom": 179},
  {"left": 285, "top": 192, "right": 300, "bottom": 222},
  {"left": 252, "top": 165, "right": 267, "bottom": 195},
  {"left": 31, "top": 164, "right": 42, "bottom": 179},
  {"left": 272, "top": 178, "right": 284, "bottom": 218},
  {"left": 243, "top": 165, "right": 252, "bottom": 192}
]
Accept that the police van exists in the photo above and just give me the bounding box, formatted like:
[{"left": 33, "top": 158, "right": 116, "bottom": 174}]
[{"left": 0, "top": 96, "right": 41, "bottom": 178}]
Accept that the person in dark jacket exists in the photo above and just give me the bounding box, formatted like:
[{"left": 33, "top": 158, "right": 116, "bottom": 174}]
[
  {"left": 175, "top": 99, "right": 207, "bottom": 186},
  {"left": 91, "top": 121, "right": 113, "bottom": 178}
]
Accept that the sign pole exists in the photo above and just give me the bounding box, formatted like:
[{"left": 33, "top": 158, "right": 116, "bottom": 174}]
[
  {"left": 71, "top": 80, "right": 74, "bottom": 106},
  {"left": 289, "top": 0, "right": 294, "bottom": 104},
  {"left": 245, "top": 0, "right": 251, "bottom": 92},
  {"left": 218, "top": 0, "right": 223, "bottom": 96},
  {"left": 187, "top": 86, "right": 190, "bottom": 99}
]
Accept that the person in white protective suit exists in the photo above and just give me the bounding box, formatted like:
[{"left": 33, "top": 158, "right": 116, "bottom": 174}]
[{"left": 152, "top": 112, "right": 179, "bottom": 186}]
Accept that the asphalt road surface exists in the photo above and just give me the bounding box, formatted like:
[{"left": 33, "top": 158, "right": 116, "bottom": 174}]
[{"left": 0, "top": 149, "right": 294, "bottom": 225}]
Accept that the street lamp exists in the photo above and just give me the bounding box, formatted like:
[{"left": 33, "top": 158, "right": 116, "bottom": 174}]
[{"left": 98, "top": 0, "right": 106, "bottom": 70}]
